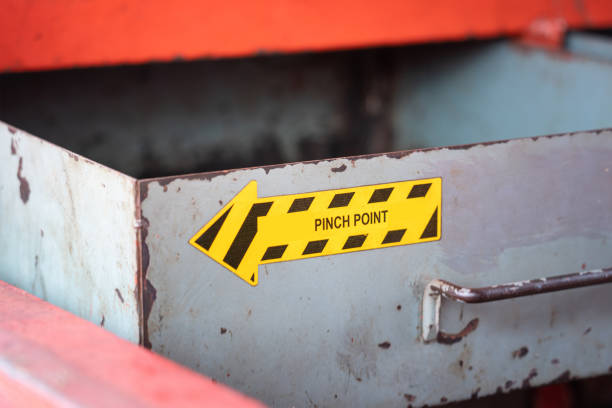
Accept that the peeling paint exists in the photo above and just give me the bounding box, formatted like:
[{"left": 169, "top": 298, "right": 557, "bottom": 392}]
[
  {"left": 403, "top": 393, "right": 416, "bottom": 402},
  {"left": 522, "top": 368, "right": 538, "bottom": 388},
  {"left": 115, "top": 288, "right": 125, "bottom": 303},
  {"left": 552, "top": 370, "right": 571, "bottom": 384},
  {"left": 437, "top": 318, "right": 479, "bottom": 345},
  {"left": 512, "top": 346, "right": 529, "bottom": 359},
  {"left": 331, "top": 164, "right": 347, "bottom": 173},
  {"left": 17, "top": 157, "right": 30, "bottom": 204}
]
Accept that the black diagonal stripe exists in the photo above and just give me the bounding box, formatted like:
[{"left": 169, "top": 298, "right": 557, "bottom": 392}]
[
  {"left": 343, "top": 234, "right": 367, "bottom": 250},
  {"left": 288, "top": 197, "right": 314, "bottom": 213},
  {"left": 223, "top": 202, "right": 273, "bottom": 269},
  {"left": 368, "top": 187, "right": 393, "bottom": 203},
  {"left": 382, "top": 229, "right": 406, "bottom": 244},
  {"left": 261, "top": 245, "right": 288, "bottom": 261},
  {"left": 303, "top": 239, "right": 328, "bottom": 255},
  {"left": 195, "top": 206, "right": 232, "bottom": 250},
  {"left": 420, "top": 207, "right": 438, "bottom": 239},
  {"left": 407, "top": 183, "right": 432, "bottom": 199},
  {"left": 329, "top": 192, "right": 354, "bottom": 208}
]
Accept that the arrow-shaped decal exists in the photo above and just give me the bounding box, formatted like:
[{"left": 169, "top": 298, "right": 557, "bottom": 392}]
[{"left": 189, "top": 178, "right": 441, "bottom": 286}]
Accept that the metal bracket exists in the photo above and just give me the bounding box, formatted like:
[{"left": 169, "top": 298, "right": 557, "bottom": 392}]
[{"left": 422, "top": 267, "right": 612, "bottom": 342}]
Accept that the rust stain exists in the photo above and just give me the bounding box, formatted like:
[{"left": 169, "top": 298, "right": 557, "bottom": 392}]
[
  {"left": 403, "top": 393, "right": 415, "bottom": 402},
  {"left": 67, "top": 152, "right": 79, "bottom": 162},
  {"left": 522, "top": 368, "right": 538, "bottom": 389},
  {"left": 331, "top": 164, "right": 347, "bottom": 173},
  {"left": 512, "top": 346, "right": 529, "bottom": 359},
  {"left": 100, "top": 315, "right": 105, "bottom": 326},
  {"left": 10, "top": 139, "right": 16, "bottom": 155},
  {"left": 7, "top": 125, "right": 16, "bottom": 134},
  {"left": 142, "top": 278, "right": 157, "bottom": 348},
  {"left": 377, "top": 341, "right": 391, "bottom": 349},
  {"left": 436, "top": 318, "right": 479, "bottom": 345},
  {"left": 552, "top": 370, "right": 571, "bottom": 384},
  {"left": 396, "top": 304, "right": 401, "bottom": 310},
  {"left": 220, "top": 327, "right": 227, "bottom": 335},
  {"left": 17, "top": 157, "right": 30, "bottom": 204},
  {"left": 139, "top": 181, "right": 149, "bottom": 201},
  {"left": 440, "top": 397, "right": 447, "bottom": 403},
  {"left": 551, "top": 358, "right": 559, "bottom": 364},
  {"left": 136, "top": 180, "right": 155, "bottom": 349},
  {"left": 115, "top": 288, "right": 125, "bottom": 303},
  {"left": 157, "top": 178, "right": 174, "bottom": 188}
]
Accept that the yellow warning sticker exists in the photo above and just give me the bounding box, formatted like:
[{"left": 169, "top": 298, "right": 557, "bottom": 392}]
[{"left": 190, "top": 178, "right": 441, "bottom": 286}]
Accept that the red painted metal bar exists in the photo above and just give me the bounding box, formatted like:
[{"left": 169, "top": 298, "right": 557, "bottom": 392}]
[
  {"left": 0, "top": 280, "right": 263, "bottom": 408},
  {"left": 2, "top": 0, "right": 612, "bottom": 72}
]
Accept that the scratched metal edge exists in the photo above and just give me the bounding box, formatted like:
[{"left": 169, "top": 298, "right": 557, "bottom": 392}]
[
  {"left": 0, "top": 120, "right": 137, "bottom": 182},
  {"left": 138, "top": 127, "right": 612, "bottom": 189}
]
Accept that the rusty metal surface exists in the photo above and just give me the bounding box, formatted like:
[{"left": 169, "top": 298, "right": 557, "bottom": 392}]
[
  {"left": 423, "top": 268, "right": 612, "bottom": 342},
  {"left": 436, "top": 268, "right": 612, "bottom": 304},
  {"left": 140, "top": 130, "right": 612, "bottom": 406},
  {"left": 0, "top": 121, "right": 140, "bottom": 342}
]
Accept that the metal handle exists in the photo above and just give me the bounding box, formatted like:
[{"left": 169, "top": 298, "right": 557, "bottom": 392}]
[{"left": 422, "top": 267, "right": 612, "bottom": 342}]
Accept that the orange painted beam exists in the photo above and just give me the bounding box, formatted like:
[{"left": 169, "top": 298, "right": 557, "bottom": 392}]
[
  {"left": 2, "top": 0, "right": 612, "bottom": 72},
  {"left": 0, "top": 280, "right": 263, "bottom": 407}
]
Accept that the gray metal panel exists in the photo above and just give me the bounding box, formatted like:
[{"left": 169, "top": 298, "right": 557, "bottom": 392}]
[
  {"left": 140, "top": 130, "right": 612, "bottom": 406},
  {"left": 567, "top": 32, "right": 612, "bottom": 62},
  {"left": 0, "top": 121, "right": 140, "bottom": 343},
  {"left": 393, "top": 41, "right": 612, "bottom": 150}
]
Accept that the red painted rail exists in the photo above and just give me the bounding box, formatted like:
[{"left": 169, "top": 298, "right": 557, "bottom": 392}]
[
  {"left": 2, "top": 0, "right": 612, "bottom": 72},
  {"left": 0, "top": 280, "right": 263, "bottom": 407}
]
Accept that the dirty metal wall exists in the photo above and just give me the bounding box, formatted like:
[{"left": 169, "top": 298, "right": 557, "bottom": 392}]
[
  {"left": 0, "top": 123, "right": 140, "bottom": 342},
  {"left": 392, "top": 40, "right": 612, "bottom": 149},
  {"left": 3, "top": 38, "right": 612, "bottom": 180},
  {"left": 139, "top": 130, "right": 612, "bottom": 406}
]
